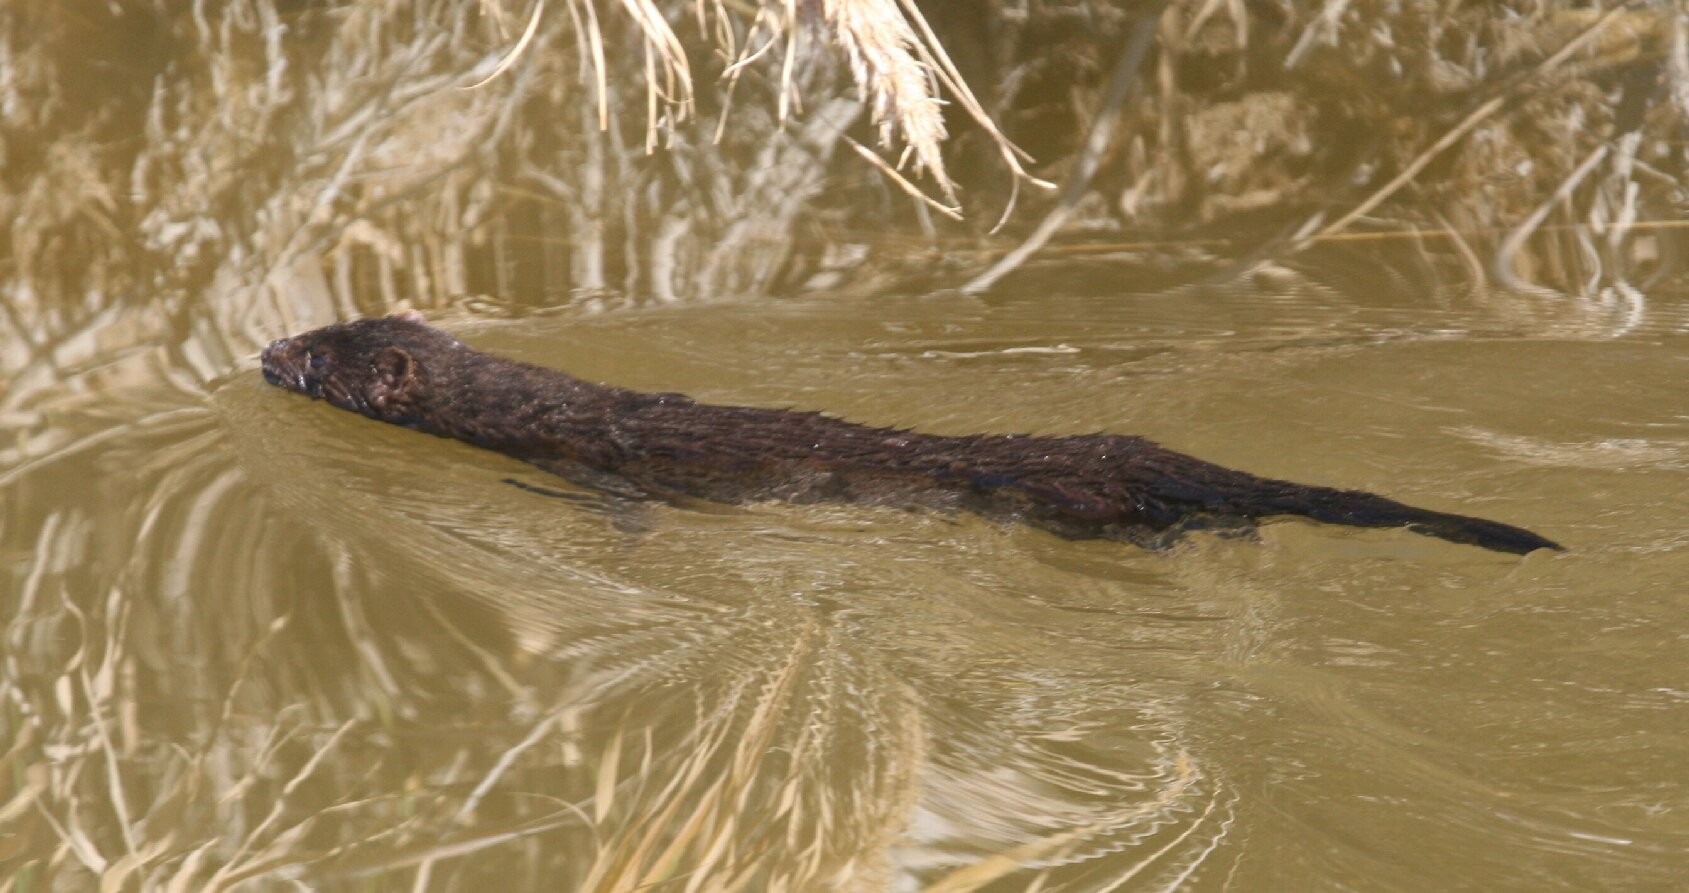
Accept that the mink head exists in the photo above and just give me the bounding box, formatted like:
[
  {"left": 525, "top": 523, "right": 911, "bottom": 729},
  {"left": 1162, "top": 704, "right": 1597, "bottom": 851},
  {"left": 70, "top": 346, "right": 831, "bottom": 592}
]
[{"left": 260, "top": 311, "right": 462, "bottom": 423}]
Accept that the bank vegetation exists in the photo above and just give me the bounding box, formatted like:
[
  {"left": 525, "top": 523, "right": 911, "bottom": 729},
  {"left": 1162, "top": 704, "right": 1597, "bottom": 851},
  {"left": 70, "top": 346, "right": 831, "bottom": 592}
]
[{"left": 2, "top": 1, "right": 1686, "bottom": 339}]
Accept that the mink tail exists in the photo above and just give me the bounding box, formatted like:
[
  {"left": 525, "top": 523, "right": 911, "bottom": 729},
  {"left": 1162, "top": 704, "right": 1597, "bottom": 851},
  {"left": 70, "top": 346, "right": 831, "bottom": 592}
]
[
  {"left": 1001, "top": 455, "right": 1562, "bottom": 554},
  {"left": 1219, "top": 478, "right": 1562, "bottom": 555}
]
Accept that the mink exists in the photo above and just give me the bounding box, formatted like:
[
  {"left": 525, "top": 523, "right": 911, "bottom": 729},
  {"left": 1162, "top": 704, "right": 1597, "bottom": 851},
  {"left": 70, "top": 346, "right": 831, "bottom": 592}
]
[{"left": 261, "top": 312, "right": 1561, "bottom": 555}]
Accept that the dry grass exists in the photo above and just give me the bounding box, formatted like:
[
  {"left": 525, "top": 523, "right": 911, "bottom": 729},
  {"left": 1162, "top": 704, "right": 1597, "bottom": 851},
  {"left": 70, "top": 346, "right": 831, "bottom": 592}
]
[
  {"left": 1147, "top": 3, "right": 1687, "bottom": 314},
  {"left": 4, "top": 0, "right": 1686, "bottom": 348},
  {"left": 0, "top": 0, "right": 1041, "bottom": 366}
]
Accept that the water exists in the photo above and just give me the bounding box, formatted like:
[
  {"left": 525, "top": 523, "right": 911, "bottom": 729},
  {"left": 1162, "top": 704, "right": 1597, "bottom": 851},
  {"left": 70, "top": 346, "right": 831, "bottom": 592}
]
[{"left": 4, "top": 281, "right": 1686, "bottom": 890}]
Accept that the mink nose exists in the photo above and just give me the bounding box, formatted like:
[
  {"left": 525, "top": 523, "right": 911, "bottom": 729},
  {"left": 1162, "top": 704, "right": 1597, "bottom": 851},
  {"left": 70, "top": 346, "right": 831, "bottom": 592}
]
[{"left": 261, "top": 338, "right": 287, "bottom": 361}]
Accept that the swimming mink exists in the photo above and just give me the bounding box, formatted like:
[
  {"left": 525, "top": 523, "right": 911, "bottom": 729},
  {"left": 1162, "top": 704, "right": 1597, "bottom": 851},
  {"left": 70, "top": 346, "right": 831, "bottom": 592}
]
[{"left": 260, "top": 312, "right": 1561, "bottom": 555}]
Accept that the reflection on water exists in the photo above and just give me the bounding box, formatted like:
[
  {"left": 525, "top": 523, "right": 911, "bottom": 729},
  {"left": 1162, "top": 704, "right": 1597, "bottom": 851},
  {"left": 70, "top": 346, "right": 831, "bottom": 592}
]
[
  {"left": 5, "top": 286, "right": 1688, "bottom": 890},
  {"left": 6, "top": 1, "right": 1688, "bottom": 884}
]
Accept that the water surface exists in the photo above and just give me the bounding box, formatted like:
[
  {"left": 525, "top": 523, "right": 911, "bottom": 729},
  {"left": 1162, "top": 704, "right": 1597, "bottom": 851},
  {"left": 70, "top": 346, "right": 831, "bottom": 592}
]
[{"left": 4, "top": 282, "right": 1686, "bottom": 890}]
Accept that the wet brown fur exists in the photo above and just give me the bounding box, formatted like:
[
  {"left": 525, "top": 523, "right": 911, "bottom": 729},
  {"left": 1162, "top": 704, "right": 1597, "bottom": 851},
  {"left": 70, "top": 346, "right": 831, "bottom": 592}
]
[{"left": 261, "top": 313, "right": 1561, "bottom": 555}]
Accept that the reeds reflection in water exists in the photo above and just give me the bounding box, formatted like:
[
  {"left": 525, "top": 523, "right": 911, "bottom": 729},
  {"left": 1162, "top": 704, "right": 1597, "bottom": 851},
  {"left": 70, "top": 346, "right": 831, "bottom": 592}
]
[
  {"left": 1, "top": 340, "right": 1237, "bottom": 890},
  {"left": 4, "top": 2, "right": 1688, "bottom": 887}
]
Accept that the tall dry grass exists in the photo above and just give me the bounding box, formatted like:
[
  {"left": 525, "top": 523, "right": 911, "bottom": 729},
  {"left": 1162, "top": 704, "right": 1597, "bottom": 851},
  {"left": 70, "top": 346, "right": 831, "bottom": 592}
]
[
  {"left": 970, "top": 2, "right": 1689, "bottom": 326},
  {"left": 4, "top": 0, "right": 1687, "bottom": 361},
  {"left": 0, "top": 0, "right": 1038, "bottom": 391}
]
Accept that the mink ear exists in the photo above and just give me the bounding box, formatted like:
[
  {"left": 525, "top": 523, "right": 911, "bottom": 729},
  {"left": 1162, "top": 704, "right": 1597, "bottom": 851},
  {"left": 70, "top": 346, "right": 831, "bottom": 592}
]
[
  {"left": 370, "top": 347, "right": 416, "bottom": 410},
  {"left": 390, "top": 308, "right": 427, "bottom": 324}
]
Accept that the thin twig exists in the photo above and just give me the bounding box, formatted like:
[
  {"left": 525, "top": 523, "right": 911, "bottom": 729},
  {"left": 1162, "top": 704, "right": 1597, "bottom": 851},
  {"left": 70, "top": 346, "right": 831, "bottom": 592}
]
[
  {"left": 960, "top": 6, "right": 1162, "bottom": 295},
  {"left": 1304, "top": 5, "right": 1630, "bottom": 246},
  {"left": 844, "top": 137, "right": 962, "bottom": 220},
  {"left": 1493, "top": 143, "right": 1609, "bottom": 296},
  {"left": 462, "top": 0, "right": 546, "bottom": 89}
]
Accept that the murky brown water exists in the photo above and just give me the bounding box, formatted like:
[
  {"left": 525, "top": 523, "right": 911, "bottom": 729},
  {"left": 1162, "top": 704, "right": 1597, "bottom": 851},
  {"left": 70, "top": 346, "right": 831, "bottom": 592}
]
[
  {"left": 4, "top": 3, "right": 1688, "bottom": 885},
  {"left": 5, "top": 272, "right": 1688, "bottom": 889}
]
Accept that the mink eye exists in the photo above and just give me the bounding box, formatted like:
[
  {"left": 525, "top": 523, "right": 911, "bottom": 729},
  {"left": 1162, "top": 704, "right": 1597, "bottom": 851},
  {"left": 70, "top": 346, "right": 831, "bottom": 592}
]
[{"left": 308, "top": 352, "right": 328, "bottom": 371}]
